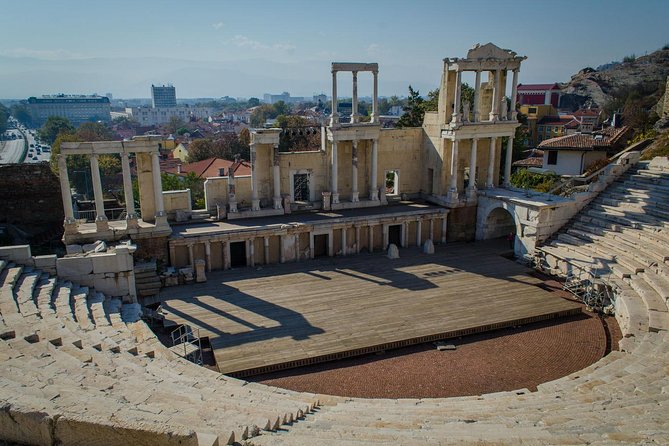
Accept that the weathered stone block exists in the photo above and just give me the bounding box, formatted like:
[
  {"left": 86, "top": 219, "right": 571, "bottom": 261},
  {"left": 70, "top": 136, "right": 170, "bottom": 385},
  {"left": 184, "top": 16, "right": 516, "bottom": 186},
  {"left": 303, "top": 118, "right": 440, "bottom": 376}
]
[
  {"left": 387, "top": 243, "right": 400, "bottom": 259},
  {"left": 57, "top": 256, "right": 93, "bottom": 277},
  {"left": 0, "top": 403, "right": 54, "bottom": 446},
  {"left": 66, "top": 244, "right": 83, "bottom": 255},
  {"left": 422, "top": 239, "right": 435, "bottom": 254}
]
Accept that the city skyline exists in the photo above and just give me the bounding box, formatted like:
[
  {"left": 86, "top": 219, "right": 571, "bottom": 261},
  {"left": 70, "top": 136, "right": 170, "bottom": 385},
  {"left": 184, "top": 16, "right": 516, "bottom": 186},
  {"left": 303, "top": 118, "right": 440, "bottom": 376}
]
[{"left": 1, "top": 0, "right": 668, "bottom": 99}]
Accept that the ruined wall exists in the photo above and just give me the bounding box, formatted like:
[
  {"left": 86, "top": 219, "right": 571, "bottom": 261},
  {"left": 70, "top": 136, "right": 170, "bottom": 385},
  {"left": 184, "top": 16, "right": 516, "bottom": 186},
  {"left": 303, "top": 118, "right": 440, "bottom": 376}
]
[
  {"left": 377, "top": 128, "right": 424, "bottom": 195},
  {"left": 132, "top": 235, "right": 169, "bottom": 263},
  {"left": 203, "top": 176, "right": 253, "bottom": 211},
  {"left": 163, "top": 190, "right": 192, "bottom": 220},
  {"left": 0, "top": 163, "right": 63, "bottom": 226}
]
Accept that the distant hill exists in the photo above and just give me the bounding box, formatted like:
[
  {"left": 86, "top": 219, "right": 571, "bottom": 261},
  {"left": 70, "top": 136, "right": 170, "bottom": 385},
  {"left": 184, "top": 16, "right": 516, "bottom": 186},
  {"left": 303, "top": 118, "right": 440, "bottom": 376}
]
[{"left": 559, "top": 47, "right": 669, "bottom": 110}]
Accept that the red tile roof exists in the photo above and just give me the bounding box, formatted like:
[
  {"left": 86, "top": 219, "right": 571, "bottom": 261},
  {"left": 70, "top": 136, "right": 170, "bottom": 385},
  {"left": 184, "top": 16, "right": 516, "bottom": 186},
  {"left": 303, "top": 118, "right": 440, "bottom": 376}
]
[
  {"left": 164, "top": 157, "right": 251, "bottom": 178},
  {"left": 513, "top": 157, "right": 543, "bottom": 167},
  {"left": 538, "top": 126, "right": 631, "bottom": 151}
]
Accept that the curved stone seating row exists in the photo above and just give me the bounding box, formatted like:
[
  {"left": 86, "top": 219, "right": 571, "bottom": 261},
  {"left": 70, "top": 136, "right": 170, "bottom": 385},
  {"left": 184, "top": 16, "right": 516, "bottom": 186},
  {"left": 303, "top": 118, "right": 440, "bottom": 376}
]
[
  {"left": 0, "top": 260, "right": 319, "bottom": 445},
  {"left": 248, "top": 160, "right": 669, "bottom": 445}
]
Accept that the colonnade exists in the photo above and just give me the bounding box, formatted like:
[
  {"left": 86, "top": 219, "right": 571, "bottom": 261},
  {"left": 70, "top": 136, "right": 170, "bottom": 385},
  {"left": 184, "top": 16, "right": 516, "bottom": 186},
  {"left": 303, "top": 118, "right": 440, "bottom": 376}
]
[
  {"left": 450, "top": 67, "right": 519, "bottom": 124},
  {"left": 330, "top": 139, "right": 379, "bottom": 204},
  {"left": 171, "top": 213, "right": 448, "bottom": 271}
]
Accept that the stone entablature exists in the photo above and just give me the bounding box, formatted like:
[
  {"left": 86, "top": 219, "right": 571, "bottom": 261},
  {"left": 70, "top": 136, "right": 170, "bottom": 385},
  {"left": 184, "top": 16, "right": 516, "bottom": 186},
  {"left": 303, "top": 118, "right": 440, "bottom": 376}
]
[{"left": 59, "top": 135, "right": 171, "bottom": 244}]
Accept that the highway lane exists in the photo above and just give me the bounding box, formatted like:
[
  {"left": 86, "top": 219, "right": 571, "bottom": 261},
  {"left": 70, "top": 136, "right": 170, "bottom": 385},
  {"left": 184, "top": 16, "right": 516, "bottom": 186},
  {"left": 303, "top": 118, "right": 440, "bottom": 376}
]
[{"left": 0, "top": 129, "right": 25, "bottom": 163}]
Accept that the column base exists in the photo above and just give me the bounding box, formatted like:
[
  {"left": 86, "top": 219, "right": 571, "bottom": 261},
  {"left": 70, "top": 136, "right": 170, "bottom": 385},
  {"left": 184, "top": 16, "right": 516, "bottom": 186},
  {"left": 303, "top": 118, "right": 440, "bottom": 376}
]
[
  {"left": 466, "top": 187, "right": 478, "bottom": 201},
  {"left": 485, "top": 183, "right": 495, "bottom": 190},
  {"left": 251, "top": 199, "right": 261, "bottom": 211},
  {"left": 369, "top": 189, "right": 379, "bottom": 201},
  {"left": 154, "top": 214, "right": 169, "bottom": 228},
  {"left": 64, "top": 219, "right": 78, "bottom": 235},
  {"left": 502, "top": 181, "right": 511, "bottom": 189},
  {"left": 125, "top": 216, "right": 140, "bottom": 230},
  {"left": 332, "top": 193, "right": 340, "bottom": 204},
  {"left": 489, "top": 114, "right": 498, "bottom": 122},
  {"left": 95, "top": 216, "right": 109, "bottom": 232},
  {"left": 446, "top": 189, "right": 459, "bottom": 205},
  {"left": 351, "top": 191, "right": 359, "bottom": 203},
  {"left": 273, "top": 197, "right": 283, "bottom": 210}
]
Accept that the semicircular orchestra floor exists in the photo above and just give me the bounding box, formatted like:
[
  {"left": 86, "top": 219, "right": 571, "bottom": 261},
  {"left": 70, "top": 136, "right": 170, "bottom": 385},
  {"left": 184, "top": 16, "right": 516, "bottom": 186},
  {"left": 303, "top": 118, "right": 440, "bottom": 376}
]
[{"left": 249, "top": 280, "right": 620, "bottom": 399}]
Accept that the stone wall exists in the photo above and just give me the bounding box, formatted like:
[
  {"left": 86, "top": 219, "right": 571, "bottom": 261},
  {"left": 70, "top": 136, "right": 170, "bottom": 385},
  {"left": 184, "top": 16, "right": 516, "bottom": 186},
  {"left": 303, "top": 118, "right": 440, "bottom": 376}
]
[
  {"left": 133, "top": 235, "right": 169, "bottom": 264},
  {"left": 0, "top": 163, "right": 63, "bottom": 226},
  {"left": 163, "top": 189, "right": 192, "bottom": 220}
]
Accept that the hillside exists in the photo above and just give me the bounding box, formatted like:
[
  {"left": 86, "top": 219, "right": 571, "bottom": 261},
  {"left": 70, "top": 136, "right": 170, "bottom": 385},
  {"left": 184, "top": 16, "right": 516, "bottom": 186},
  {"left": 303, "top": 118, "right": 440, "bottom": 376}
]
[{"left": 560, "top": 47, "right": 669, "bottom": 110}]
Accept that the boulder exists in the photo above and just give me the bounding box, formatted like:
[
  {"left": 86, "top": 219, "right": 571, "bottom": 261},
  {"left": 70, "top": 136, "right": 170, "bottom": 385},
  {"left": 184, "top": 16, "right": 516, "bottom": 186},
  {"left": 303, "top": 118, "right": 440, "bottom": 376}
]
[{"left": 387, "top": 243, "right": 400, "bottom": 259}]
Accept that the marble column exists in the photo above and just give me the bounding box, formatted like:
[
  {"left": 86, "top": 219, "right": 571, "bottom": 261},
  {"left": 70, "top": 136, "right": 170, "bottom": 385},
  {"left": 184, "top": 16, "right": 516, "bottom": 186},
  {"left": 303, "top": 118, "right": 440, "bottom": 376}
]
[
  {"left": 473, "top": 70, "right": 482, "bottom": 122},
  {"left": 57, "top": 154, "right": 76, "bottom": 228},
  {"left": 371, "top": 70, "right": 379, "bottom": 123},
  {"left": 89, "top": 154, "right": 109, "bottom": 231},
  {"left": 151, "top": 151, "right": 166, "bottom": 225},
  {"left": 489, "top": 70, "right": 500, "bottom": 121},
  {"left": 429, "top": 219, "right": 434, "bottom": 241},
  {"left": 504, "top": 136, "right": 514, "bottom": 188},
  {"left": 223, "top": 242, "right": 231, "bottom": 269},
  {"left": 487, "top": 137, "right": 496, "bottom": 188},
  {"left": 331, "top": 141, "right": 339, "bottom": 204},
  {"left": 510, "top": 69, "right": 519, "bottom": 120},
  {"left": 368, "top": 225, "right": 374, "bottom": 253},
  {"left": 447, "top": 140, "right": 459, "bottom": 203},
  {"left": 228, "top": 168, "right": 237, "bottom": 213},
  {"left": 187, "top": 244, "right": 194, "bottom": 267},
  {"left": 441, "top": 217, "right": 447, "bottom": 244},
  {"left": 351, "top": 71, "right": 359, "bottom": 123},
  {"left": 272, "top": 145, "right": 282, "bottom": 209},
  {"left": 451, "top": 69, "right": 462, "bottom": 123},
  {"left": 351, "top": 140, "right": 359, "bottom": 202},
  {"left": 341, "top": 227, "right": 347, "bottom": 255},
  {"left": 264, "top": 236, "right": 270, "bottom": 264},
  {"left": 467, "top": 138, "right": 478, "bottom": 201},
  {"left": 248, "top": 239, "right": 255, "bottom": 267},
  {"left": 331, "top": 70, "right": 338, "bottom": 126},
  {"left": 416, "top": 219, "right": 422, "bottom": 247},
  {"left": 382, "top": 225, "right": 389, "bottom": 250},
  {"left": 280, "top": 235, "right": 285, "bottom": 263},
  {"left": 121, "top": 152, "right": 138, "bottom": 228},
  {"left": 369, "top": 139, "right": 378, "bottom": 200},
  {"left": 355, "top": 226, "right": 361, "bottom": 254},
  {"left": 204, "top": 241, "right": 211, "bottom": 272},
  {"left": 250, "top": 143, "right": 260, "bottom": 211}
]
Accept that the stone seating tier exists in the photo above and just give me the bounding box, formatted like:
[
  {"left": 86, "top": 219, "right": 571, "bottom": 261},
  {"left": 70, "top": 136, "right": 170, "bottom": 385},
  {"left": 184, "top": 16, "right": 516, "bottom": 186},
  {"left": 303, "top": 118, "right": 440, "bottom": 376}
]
[{"left": 1, "top": 158, "right": 668, "bottom": 445}]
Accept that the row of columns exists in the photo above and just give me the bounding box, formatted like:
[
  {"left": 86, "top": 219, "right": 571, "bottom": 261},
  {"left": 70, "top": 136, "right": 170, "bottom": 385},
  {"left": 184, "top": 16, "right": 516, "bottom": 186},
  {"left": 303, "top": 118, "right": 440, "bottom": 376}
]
[
  {"left": 331, "top": 70, "right": 379, "bottom": 125},
  {"left": 451, "top": 68, "right": 519, "bottom": 124},
  {"left": 58, "top": 151, "right": 165, "bottom": 231},
  {"left": 248, "top": 143, "right": 284, "bottom": 212},
  {"left": 176, "top": 215, "right": 448, "bottom": 270},
  {"left": 331, "top": 139, "right": 379, "bottom": 204},
  {"left": 447, "top": 135, "right": 516, "bottom": 201}
]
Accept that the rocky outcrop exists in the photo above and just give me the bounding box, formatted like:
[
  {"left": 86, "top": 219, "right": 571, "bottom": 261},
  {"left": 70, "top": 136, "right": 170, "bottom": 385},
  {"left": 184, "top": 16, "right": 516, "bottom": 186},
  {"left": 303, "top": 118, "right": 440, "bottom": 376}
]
[{"left": 560, "top": 48, "right": 669, "bottom": 109}]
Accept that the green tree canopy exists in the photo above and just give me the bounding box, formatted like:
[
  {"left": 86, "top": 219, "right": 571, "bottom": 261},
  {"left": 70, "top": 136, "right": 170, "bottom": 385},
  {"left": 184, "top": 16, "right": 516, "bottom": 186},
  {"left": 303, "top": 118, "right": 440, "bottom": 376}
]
[
  {"left": 0, "top": 103, "right": 8, "bottom": 134},
  {"left": 39, "top": 116, "right": 75, "bottom": 144},
  {"left": 9, "top": 103, "right": 32, "bottom": 128},
  {"left": 396, "top": 86, "right": 425, "bottom": 128}
]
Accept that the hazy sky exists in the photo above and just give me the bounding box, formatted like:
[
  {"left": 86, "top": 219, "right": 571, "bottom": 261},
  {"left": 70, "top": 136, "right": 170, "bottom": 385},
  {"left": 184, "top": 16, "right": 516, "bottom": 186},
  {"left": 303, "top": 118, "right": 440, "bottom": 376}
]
[{"left": 0, "top": 0, "right": 667, "bottom": 99}]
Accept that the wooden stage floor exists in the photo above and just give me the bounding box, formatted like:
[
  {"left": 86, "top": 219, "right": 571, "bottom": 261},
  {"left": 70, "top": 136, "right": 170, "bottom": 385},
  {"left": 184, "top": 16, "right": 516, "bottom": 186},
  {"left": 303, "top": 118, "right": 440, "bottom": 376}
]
[{"left": 159, "top": 240, "right": 580, "bottom": 376}]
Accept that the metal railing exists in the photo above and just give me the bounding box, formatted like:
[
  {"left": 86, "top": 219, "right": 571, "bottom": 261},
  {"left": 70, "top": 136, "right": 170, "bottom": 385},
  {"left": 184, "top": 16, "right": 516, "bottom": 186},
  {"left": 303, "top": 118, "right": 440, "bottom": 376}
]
[
  {"left": 76, "top": 207, "right": 128, "bottom": 222},
  {"left": 533, "top": 250, "right": 617, "bottom": 314},
  {"left": 171, "top": 324, "right": 203, "bottom": 365}
]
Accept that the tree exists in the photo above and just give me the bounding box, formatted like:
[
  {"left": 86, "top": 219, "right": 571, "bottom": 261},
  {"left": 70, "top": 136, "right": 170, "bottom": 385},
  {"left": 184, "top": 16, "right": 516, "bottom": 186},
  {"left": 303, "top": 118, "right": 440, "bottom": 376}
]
[
  {"left": 166, "top": 116, "right": 185, "bottom": 134},
  {"left": 112, "top": 116, "right": 139, "bottom": 130},
  {"left": 0, "top": 103, "right": 8, "bottom": 134},
  {"left": 9, "top": 103, "right": 32, "bottom": 127},
  {"left": 396, "top": 86, "right": 425, "bottom": 128},
  {"left": 77, "top": 122, "right": 114, "bottom": 141},
  {"left": 247, "top": 97, "right": 261, "bottom": 107},
  {"left": 423, "top": 88, "right": 439, "bottom": 112},
  {"left": 39, "top": 116, "right": 75, "bottom": 145},
  {"left": 186, "top": 139, "right": 215, "bottom": 162}
]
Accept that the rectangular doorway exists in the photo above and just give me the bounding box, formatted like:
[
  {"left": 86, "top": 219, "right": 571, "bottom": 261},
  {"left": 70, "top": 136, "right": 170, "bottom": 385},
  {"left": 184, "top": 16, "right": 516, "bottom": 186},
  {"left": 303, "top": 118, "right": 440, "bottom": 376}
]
[
  {"left": 230, "top": 241, "right": 247, "bottom": 268},
  {"left": 389, "top": 224, "right": 402, "bottom": 247},
  {"left": 313, "top": 234, "right": 328, "bottom": 257},
  {"left": 293, "top": 173, "right": 310, "bottom": 202}
]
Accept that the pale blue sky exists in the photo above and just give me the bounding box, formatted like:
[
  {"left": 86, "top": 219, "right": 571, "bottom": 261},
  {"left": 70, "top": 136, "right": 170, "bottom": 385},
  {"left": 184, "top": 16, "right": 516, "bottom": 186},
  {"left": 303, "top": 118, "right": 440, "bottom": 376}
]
[{"left": 0, "top": 0, "right": 667, "bottom": 98}]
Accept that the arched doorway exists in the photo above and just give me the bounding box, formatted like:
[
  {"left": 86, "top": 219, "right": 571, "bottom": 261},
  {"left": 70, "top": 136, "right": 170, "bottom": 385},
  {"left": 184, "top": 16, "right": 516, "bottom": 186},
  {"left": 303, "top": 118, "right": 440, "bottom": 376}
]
[{"left": 484, "top": 207, "right": 516, "bottom": 240}]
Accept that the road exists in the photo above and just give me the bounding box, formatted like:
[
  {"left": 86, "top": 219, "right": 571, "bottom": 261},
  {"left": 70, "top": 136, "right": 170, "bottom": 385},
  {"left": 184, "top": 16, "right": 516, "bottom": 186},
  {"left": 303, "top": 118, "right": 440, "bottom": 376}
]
[{"left": 0, "top": 127, "right": 51, "bottom": 164}]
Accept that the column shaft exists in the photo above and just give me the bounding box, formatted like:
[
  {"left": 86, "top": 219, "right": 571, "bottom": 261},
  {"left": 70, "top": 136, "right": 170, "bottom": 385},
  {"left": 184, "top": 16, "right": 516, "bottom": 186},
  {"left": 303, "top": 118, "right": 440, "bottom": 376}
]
[
  {"left": 204, "top": 241, "right": 211, "bottom": 272},
  {"left": 89, "top": 154, "right": 107, "bottom": 222},
  {"left": 355, "top": 226, "right": 361, "bottom": 254},
  {"left": 250, "top": 143, "right": 260, "bottom": 210},
  {"left": 272, "top": 146, "right": 282, "bottom": 209},
  {"left": 449, "top": 140, "right": 459, "bottom": 191},
  {"left": 151, "top": 151, "right": 165, "bottom": 215},
  {"left": 490, "top": 70, "right": 500, "bottom": 121},
  {"left": 264, "top": 237, "right": 270, "bottom": 264},
  {"left": 351, "top": 71, "right": 359, "bottom": 123},
  {"left": 441, "top": 217, "right": 447, "bottom": 244},
  {"left": 369, "top": 139, "right": 378, "bottom": 200},
  {"left": 58, "top": 154, "right": 75, "bottom": 223},
  {"left": 371, "top": 71, "right": 379, "bottom": 123},
  {"left": 468, "top": 138, "right": 478, "bottom": 190},
  {"left": 331, "top": 141, "right": 339, "bottom": 203},
  {"left": 473, "top": 70, "right": 482, "bottom": 122},
  {"left": 510, "top": 69, "right": 519, "bottom": 120},
  {"left": 121, "top": 152, "right": 136, "bottom": 219},
  {"left": 187, "top": 244, "right": 194, "bottom": 267},
  {"left": 341, "top": 227, "right": 347, "bottom": 255},
  {"left": 416, "top": 220, "right": 422, "bottom": 247},
  {"left": 331, "top": 70, "right": 338, "bottom": 125},
  {"left": 451, "top": 70, "right": 462, "bottom": 123},
  {"left": 504, "top": 137, "right": 514, "bottom": 187},
  {"left": 487, "top": 137, "right": 496, "bottom": 188},
  {"left": 351, "top": 141, "right": 359, "bottom": 202},
  {"left": 368, "top": 225, "right": 374, "bottom": 253}
]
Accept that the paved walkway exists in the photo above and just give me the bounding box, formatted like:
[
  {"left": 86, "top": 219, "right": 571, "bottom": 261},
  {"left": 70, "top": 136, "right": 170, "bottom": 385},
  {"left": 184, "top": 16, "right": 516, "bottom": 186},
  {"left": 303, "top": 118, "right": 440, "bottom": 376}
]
[{"left": 159, "top": 240, "right": 580, "bottom": 376}]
